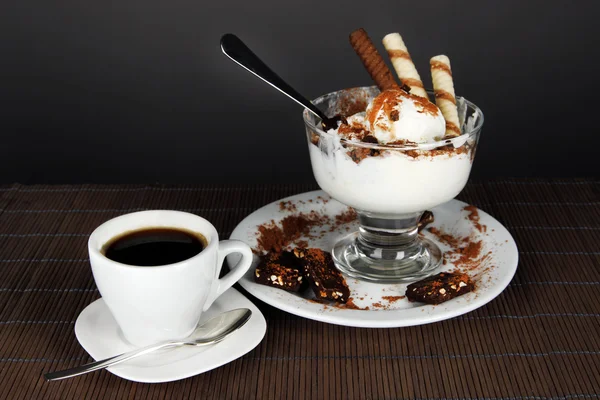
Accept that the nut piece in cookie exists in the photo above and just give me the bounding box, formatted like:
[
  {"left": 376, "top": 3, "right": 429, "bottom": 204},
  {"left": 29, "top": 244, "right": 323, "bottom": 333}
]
[
  {"left": 254, "top": 251, "right": 308, "bottom": 293},
  {"left": 293, "top": 248, "right": 350, "bottom": 303},
  {"left": 406, "top": 272, "right": 474, "bottom": 305}
]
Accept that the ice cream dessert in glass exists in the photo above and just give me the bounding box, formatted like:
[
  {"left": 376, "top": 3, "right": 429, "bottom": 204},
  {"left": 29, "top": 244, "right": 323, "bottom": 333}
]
[{"left": 304, "top": 29, "right": 484, "bottom": 282}]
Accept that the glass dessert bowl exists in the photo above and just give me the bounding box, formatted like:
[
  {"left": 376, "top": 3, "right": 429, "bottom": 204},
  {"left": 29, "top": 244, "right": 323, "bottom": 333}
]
[{"left": 303, "top": 86, "right": 484, "bottom": 283}]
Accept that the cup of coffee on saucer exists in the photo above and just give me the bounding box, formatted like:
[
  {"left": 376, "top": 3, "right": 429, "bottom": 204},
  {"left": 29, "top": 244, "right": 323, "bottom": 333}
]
[{"left": 88, "top": 210, "right": 253, "bottom": 347}]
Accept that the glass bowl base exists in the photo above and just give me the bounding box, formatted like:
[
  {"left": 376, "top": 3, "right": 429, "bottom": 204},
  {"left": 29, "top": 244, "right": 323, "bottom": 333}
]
[{"left": 332, "top": 232, "right": 442, "bottom": 283}]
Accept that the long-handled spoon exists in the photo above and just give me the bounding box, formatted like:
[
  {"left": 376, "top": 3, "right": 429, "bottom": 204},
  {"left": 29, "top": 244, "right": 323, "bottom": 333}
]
[{"left": 220, "top": 33, "right": 344, "bottom": 130}]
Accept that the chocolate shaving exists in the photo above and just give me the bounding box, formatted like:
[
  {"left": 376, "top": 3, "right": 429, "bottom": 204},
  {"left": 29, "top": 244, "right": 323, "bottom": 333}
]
[
  {"left": 361, "top": 135, "right": 378, "bottom": 144},
  {"left": 321, "top": 114, "right": 348, "bottom": 132}
]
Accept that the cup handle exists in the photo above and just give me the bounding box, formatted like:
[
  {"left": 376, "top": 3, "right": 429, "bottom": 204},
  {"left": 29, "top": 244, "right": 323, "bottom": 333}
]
[{"left": 203, "top": 240, "right": 253, "bottom": 311}]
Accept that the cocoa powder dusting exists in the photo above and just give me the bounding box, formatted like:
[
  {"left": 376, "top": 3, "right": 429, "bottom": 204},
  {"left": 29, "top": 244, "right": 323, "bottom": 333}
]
[
  {"left": 427, "top": 226, "right": 488, "bottom": 271},
  {"left": 335, "top": 208, "right": 358, "bottom": 224},
  {"left": 317, "top": 196, "right": 330, "bottom": 204},
  {"left": 256, "top": 223, "right": 286, "bottom": 254},
  {"left": 382, "top": 295, "right": 405, "bottom": 303},
  {"left": 281, "top": 214, "right": 312, "bottom": 238},
  {"left": 453, "top": 241, "right": 483, "bottom": 267},
  {"left": 330, "top": 297, "right": 370, "bottom": 310},
  {"left": 320, "top": 294, "right": 407, "bottom": 311},
  {"left": 279, "top": 201, "right": 297, "bottom": 212},
  {"left": 367, "top": 90, "right": 401, "bottom": 130},
  {"left": 255, "top": 212, "right": 330, "bottom": 254},
  {"left": 330, "top": 207, "right": 358, "bottom": 231},
  {"left": 464, "top": 205, "right": 486, "bottom": 232},
  {"left": 427, "top": 227, "right": 467, "bottom": 248},
  {"left": 255, "top": 202, "right": 357, "bottom": 254},
  {"left": 343, "top": 298, "right": 361, "bottom": 310}
]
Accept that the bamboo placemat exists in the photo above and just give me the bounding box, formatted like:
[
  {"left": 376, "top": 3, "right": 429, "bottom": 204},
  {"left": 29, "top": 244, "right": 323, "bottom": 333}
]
[{"left": 0, "top": 179, "right": 598, "bottom": 399}]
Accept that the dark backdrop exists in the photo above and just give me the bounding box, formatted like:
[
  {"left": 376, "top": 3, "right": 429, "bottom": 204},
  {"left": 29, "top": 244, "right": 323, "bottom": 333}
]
[{"left": 1, "top": 0, "right": 598, "bottom": 184}]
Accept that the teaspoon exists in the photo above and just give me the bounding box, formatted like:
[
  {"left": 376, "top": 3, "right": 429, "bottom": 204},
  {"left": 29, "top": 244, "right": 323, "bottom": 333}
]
[{"left": 44, "top": 308, "right": 252, "bottom": 381}]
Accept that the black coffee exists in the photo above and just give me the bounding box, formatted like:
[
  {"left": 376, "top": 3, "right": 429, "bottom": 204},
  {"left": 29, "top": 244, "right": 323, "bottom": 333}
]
[{"left": 102, "top": 228, "right": 207, "bottom": 266}]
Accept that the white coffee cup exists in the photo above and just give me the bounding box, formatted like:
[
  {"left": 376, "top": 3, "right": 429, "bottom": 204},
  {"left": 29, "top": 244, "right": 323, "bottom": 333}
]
[{"left": 88, "top": 210, "right": 253, "bottom": 347}]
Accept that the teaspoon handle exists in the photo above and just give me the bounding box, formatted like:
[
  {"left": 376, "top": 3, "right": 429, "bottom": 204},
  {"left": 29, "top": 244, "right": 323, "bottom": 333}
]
[
  {"left": 220, "top": 33, "right": 327, "bottom": 120},
  {"left": 44, "top": 341, "right": 177, "bottom": 381}
]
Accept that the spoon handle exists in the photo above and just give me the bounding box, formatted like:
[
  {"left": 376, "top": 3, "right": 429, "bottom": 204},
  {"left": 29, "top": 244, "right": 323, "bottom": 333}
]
[
  {"left": 220, "top": 33, "right": 327, "bottom": 120},
  {"left": 44, "top": 341, "right": 178, "bottom": 381}
]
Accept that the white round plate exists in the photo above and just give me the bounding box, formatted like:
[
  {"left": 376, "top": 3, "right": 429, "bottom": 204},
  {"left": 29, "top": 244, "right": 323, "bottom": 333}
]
[
  {"left": 228, "top": 190, "right": 518, "bottom": 328},
  {"left": 74, "top": 288, "right": 266, "bottom": 383}
]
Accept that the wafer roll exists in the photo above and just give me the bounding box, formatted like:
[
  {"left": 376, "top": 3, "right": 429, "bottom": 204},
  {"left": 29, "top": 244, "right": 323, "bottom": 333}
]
[
  {"left": 349, "top": 28, "right": 399, "bottom": 91},
  {"left": 382, "top": 33, "right": 428, "bottom": 99},
  {"left": 430, "top": 55, "right": 461, "bottom": 137}
]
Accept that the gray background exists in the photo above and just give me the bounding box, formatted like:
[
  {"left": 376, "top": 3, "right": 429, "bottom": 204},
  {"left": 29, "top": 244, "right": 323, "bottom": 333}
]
[{"left": 1, "top": 0, "right": 598, "bottom": 184}]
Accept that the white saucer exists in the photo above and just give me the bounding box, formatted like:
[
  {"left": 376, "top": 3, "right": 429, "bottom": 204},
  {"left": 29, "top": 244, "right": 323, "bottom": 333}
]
[
  {"left": 228, "top": 190, "right": 518, "bottom": 328},
  {"left": 75, "top": 288, "right": 266, "bottom": 383}
]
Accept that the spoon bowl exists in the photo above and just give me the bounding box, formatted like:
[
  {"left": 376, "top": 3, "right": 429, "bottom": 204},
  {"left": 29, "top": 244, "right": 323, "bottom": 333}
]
[{"left": 179, "top": 308, "right": 251, "bottom": 346}]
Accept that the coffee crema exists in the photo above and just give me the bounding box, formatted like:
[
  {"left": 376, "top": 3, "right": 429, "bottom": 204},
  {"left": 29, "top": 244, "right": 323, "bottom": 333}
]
[{"left": 101, "top": 227, "right": 207, "bottom": 266}]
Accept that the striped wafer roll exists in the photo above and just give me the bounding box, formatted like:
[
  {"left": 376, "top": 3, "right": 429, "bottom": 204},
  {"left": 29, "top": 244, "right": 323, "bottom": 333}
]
[
  {"left": 382, "top": 33, "right": 428, "bottom": 99},
  {"left": 349, "top": 28, "right": 399, "bottom": 91},
  {"left": 430, "top": 55, "right": 461, "bottom": 137}
]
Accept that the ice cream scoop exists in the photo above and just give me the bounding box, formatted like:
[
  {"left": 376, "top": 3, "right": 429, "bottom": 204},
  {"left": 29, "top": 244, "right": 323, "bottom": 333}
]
[{"left": 364, "top": 89, "right": 446, "bottom": 144}]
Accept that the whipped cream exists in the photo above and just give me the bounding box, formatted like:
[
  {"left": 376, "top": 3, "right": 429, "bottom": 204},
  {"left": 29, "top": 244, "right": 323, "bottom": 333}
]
[{"left": 308, "top": 134, "right": 472, "bottom": 214}]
